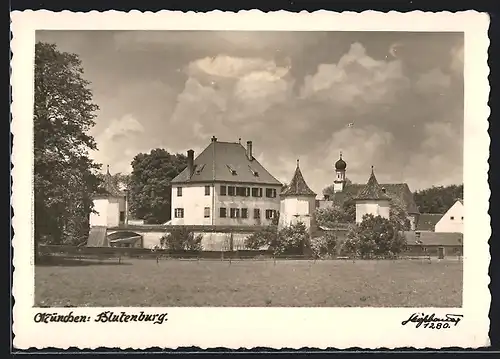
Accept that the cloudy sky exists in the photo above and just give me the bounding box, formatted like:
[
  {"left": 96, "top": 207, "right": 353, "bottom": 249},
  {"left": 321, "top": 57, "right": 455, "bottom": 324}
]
[{"left": 36, "top": 30, "right": 464, "bottom": 194}]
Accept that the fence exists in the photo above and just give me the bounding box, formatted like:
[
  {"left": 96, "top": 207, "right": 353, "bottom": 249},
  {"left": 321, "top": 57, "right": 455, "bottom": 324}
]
[{"left": 38, "top": 244, "right": 462, "bottom": 264}]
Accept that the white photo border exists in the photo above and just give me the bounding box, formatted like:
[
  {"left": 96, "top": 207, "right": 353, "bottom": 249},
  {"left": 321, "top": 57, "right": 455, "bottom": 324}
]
[{"left": 11, "top": 10, "right": 491, "bottom": 350}]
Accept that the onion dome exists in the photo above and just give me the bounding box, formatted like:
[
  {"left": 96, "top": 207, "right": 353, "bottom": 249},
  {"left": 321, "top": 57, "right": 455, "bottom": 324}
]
[{"left": 335, "top": 152, "right": 347, "bottom": 171}]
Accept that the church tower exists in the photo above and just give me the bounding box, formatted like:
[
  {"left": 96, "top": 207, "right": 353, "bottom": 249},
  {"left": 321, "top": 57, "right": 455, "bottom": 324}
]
[
  {"left": 279, "top": 159, "right": 317, "bottom": 232},
  {"left": 333, "top": 152, "right": 347, "bottom": 193}
]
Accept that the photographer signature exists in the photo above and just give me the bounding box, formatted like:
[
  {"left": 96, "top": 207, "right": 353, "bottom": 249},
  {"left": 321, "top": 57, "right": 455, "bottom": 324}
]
[{"left": 401, "top": 313, "right": 463, "bottom": 329}]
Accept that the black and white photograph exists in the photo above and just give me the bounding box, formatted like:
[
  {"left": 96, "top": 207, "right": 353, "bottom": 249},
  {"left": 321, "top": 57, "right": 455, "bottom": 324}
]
[{"left": 11, "top": 10, "right": 490, "bottom": 349}]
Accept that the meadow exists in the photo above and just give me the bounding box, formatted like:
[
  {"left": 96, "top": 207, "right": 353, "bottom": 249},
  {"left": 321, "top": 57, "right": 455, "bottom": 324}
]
[{"left": 35, "top": 258, "right": 462, "bottom": 307}]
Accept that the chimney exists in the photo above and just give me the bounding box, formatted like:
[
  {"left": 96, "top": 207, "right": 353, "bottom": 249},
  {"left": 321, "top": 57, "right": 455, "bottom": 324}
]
[
  {"left": 211, "top": 136, "right": 217, "bottom": 142},
  {"left": 187, "top": 149, "right": 194, "bottom": 177},
  {"left": 246, "top": 141, "right": 253, "bottom": 161}
]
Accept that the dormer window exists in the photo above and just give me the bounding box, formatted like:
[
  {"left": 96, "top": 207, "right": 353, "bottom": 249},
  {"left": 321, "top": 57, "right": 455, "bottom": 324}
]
[
  {"left": 226, "top": 164, "right": 237, "bottom": 175},
  {"left": 195, "top": 164, "right": 206, "bottom": 175},
  {"left": 248, "top": 165, "right": 259, "bottom": 177}
]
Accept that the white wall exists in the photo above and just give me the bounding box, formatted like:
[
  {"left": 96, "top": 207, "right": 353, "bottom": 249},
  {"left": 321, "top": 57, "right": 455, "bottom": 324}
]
[
  {"left": 435, "top": 201, "right": 464, "bottom": 233},
  {"left": 355, "top": 200, "right": 390, "bottom": 223},
  {"left": 214, "top": 183, "right": 281, "bottom": 226},
  {"left": 333, "top": 170, "right": 345, "bottom": 193},
  {"left": 90, "top": 198, "right": 109, "bottom": 227},
  {"left": 171, "top": 183, "right": 214, "bottom": 226},
  {"left": 279, "top": 196, "right": 315, "bottom": 230}
]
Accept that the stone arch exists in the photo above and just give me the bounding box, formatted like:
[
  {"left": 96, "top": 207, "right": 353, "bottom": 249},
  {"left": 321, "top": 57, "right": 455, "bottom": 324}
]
[{"left": 107, "top": 231, "right": 143, "bottom": 248}]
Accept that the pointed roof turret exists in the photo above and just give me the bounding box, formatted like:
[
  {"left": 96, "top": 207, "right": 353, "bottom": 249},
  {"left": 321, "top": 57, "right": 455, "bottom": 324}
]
[
  {"left": 100, "top": 166, "right": 125, "bottom": 197},
  {"left": 281, "top": 159, "right": 316, "bottom": 197},
  {"left": 355, "top": 166, "right": 390, "bottom": 201}
]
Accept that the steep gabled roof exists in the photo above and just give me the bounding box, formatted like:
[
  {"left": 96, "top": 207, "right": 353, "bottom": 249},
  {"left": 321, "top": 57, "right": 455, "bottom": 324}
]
[
  {"left": 355, "top": 167, "right": 390, "bottom": 201},
  {"left": 327, "top": 183, "right": 419, "bottom": 214},
  {"left": 281, "top": 160, "right": 316, "bottom": 197},
  {"left": 416, "top": 213, "right": 443, "bottom": 231},
  {"left": 94, "top": 166, "right": 125, "bottom": 198},
  {"left": 171, "top": 139, "right": 282, "bottom": 186}
]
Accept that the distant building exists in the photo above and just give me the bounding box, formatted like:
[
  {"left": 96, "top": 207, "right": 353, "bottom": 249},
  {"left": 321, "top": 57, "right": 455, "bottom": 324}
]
[
  {"left": 279, "top": 159, "right": 317, "bottom": 231},
  {"left": 170, "top": 136, "right": 282, "bottom": 226},
  {"left": 415, "top": 213, "right": 443, "bottom": 232},
  {"left": 434, "top": 199, "right": 464, "bottom": 233},
  {"left": 318, "top": 153, "right": 420, "bottom": 229},
  {"left": 90, "top": 166, "right": 128, "bottom": 228}
]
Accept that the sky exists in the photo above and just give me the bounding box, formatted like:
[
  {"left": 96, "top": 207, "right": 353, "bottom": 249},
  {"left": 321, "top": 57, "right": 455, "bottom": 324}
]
[{"left": 36, "top": 30, "right": 464, "bottom": 195}]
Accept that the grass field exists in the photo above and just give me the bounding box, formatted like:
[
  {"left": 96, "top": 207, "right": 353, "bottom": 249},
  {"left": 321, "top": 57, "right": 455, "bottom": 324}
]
[{"left": 35, "top": 258, "right": 463, "bottom": 307}]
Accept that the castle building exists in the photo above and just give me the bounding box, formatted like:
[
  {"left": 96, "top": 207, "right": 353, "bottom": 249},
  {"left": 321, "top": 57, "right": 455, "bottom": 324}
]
[
  {"left": 170, "top": 136, "right": 282, "bottom": 226},
  {"left": 90, "top": 166, "right": 128, "bottom": 228},
  {"left": 319, "top": 153, "right": 420, "bottom": 229},
  {"left": 353, "top": 167, "right": 390, "bottom": 223},
  {"left": 279, "top": 159, "right": 317, "bottom": 231}
]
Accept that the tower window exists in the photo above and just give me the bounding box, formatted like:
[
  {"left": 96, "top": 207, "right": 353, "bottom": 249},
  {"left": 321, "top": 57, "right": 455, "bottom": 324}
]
[
  {"left": 450, "top": 216, "right": 455, "bottom": 220},
  {"left": 205, "top": 185, "right": 210, "bottom": 196},
  {"left": 177, "top": 187, "right": 182, "bottom": 197}
]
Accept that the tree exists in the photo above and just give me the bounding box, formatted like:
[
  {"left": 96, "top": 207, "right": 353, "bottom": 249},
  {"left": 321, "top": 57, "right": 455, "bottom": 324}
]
[
  {"left": 128, "top": 149, "right": 187, "bottom": 224},
  {"left": 34, "top": 42, "right": 101, "bottom": 256},
  {"left": 343, "top": 214, "right": 406, "bottom": 259},
  {"left": 160, "top": 227, "right": 203, "bottom": 251},
  {"left": 413, "top": 184, "right": 463, "bottom": 213},
  {"left": 244, "top": 222, "right": 308, "bottom": 255},
  {"left": 388, "top": 193, "right": 411, "bottom": 231},
  {"left": 310, "top": 232, "right": 338, "bottom": 259}
]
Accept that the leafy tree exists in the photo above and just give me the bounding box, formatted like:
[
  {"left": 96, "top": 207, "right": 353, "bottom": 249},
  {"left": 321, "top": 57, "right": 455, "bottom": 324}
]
[
  {"left": 413, "top": 184, "right": 463, "bottom": 213},
  {"left": 310, "top": 232, "right": 338, "bottom": 259},
  {"left": 343, "top": 214, "right": 406, "bottom": 259},
  {"left": 128, "top": 149, "right": 187, "bottom": 224},
  {"left": 34, "top": 42, "right": 101, "bottom": 256},
  {"left": 388, "top": 193, "right": 411, "bottom": 231},
  {"left": 160, "top": 227, "right": 203, "bottom": 251},
  {"left": 315, "top": 204, "right": 355, "bottom": 227},
  {"left": 244, "top": 222, "right": 308, "bottom": 255}
]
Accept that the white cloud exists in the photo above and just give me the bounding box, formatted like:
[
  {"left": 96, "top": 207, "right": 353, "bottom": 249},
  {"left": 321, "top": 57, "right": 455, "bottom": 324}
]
[
  {"left": 415, "top": 68, "right": 451, "bottom": 94},
  {"left": 300, "top": 43, "right": 409, "bottom": 105},
  {"left": 450, "top": 44, "right": 464, "bottom": 74}
]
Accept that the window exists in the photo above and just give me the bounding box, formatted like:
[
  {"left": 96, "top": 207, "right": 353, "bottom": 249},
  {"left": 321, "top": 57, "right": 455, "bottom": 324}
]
[
  {"left": 205, "top": 185, "right": 210, "bottom": 196},
  {"left": 204, "top": 207, "right": 210, "bottom": 218},
  {"left": 177, "top": 187, "right": 182, "bottom": 197},
  {"left": 254, "top": 208, "right": 261, "bottom": 219},
  {"left": 265, "top": 209, "right": 275, "bottom": 219},
  {"left": 450, "top": 216, "right": 455, "bottom": 220},
  {"left": 245, "top": 187, "right": 251, "bottom": 197},
  {"left": 119, "top": 211, "right": 125, "bottom": 222},
  {"left": 174, "top": 208, "right": 184, "bottom": 218},
  {"left": 220, "top": 185, "right": 227, "bottom": 196},
  {"left": 461, "top": 216, "right": 464, "bottom": 220},
  {"left": 236, "top": 187, "right": 245, "bottom": 196},
  {"left": 265, "top": 188, "right": 277, "bottom": 198},
  {"left": 228, "top": 186, "right": 236, "bottom": 196},
  {"left": 241, "top": 208, "right": 248, "bottom": 219},
  {"left": 230, "top": 208, "right": 240, "bottom": 218},
  {"left": 251, "top": 187, "right": 263, "bottom": 197},
  {"left": 220, "top": 207, "right": 227, "bottom": 218}
]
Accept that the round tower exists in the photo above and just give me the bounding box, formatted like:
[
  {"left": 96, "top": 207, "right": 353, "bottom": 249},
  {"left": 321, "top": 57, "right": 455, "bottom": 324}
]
[{"left": 333, "top": 152, "right": 347, "bottom": 193}]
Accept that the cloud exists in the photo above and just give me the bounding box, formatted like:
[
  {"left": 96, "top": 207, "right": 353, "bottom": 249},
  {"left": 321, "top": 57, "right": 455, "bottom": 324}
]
[
  {"left": 450, "top": 44, "right": 464, "bottom": 74},
  {"left": 415, "top": 68, "right": 451, "bottom": 94},
  {"left": 300, "top": 43, "right": 410, "bottom": 107},
  {"left": 91, "top": 115, "right": 145, "bottom": 173}
]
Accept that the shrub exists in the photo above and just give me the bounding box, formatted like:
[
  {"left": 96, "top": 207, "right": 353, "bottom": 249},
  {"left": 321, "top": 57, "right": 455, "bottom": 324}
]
[
  {"left": 244, "top": 226, "right": 278, "bottom": 250},
  {"left": 343, "top": 214, "right": 406, "bottom": 259},
  {"left": 244, "top": 222, "right": 309, "bottom": 255},
  {"left": 276, "top": 222, "right": 309, "bottom": 255},
  {"left": 310, "top": 232, "right": 338, "bottom": 259},
  {"left": 160, "top": 227, "right": 203, "bottom": 251}
]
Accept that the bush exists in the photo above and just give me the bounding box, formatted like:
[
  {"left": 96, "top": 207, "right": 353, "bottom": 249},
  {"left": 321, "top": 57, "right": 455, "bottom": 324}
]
[
  {"left": 276, "top": 222, "right": 309, "bottom": 255},
  {"left": 244, "top": 222, "right": 309, "bottom": 255},
  {"left": 343, "top": 214, "right": 406, "bottom": 259},
  {"left": 160, "top": 227, "right": 203, "bottom": 251},
  {"left": 310, "top": 232, "right": 338, "bottom": 259},
  {"left": 244, "top": 226, "right": 278, "bottom": 250}
]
